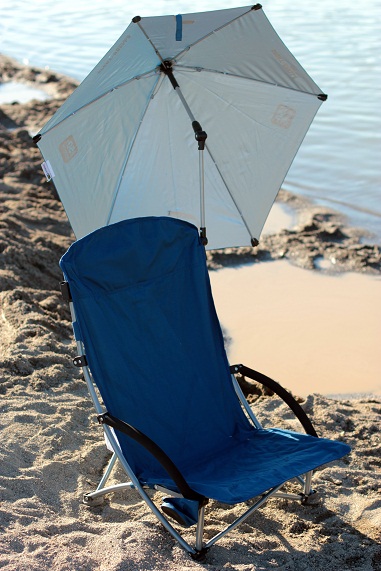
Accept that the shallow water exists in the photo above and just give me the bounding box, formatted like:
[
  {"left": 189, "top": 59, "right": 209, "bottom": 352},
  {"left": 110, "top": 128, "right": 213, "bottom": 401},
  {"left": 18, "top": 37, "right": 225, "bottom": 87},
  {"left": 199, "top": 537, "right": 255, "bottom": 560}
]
[
  {"left": 210, "top": 260, "right": 381, "bottom": 398},
  {"left": 0, "top": 82, "right": 49, "bottom": 104},
  {"left": 1, "top": 0, "right": 380, "bottom": 241}
]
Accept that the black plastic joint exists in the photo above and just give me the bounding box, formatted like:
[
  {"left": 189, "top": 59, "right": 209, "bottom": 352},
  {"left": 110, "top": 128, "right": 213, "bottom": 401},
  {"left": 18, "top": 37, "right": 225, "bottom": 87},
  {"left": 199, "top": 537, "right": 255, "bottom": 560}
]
[
  {"left": 160, "top": 60, "right": 179, "bottom": 90},
  {"left": 192, "top": 121, "right": 207, "bottom": 149},
  {"left": 251, "top": 237, "right": 259, "bottom": 247},
  {"left": 190, "top": 547, "right": 209, "bottom": 561},
  {"left": 73, "top": 355, "right": 88, "bottom": 367},
  {"left": 32, "top": 134, "right": 41, "bottom": 145},
  {"left": 60, "top": 281, "right": 72, "bottom": 302},
  {"left": 230, "top": 364, "right": 243, "bottom": 374},
  {"left": 195, "top": 130, "right": 207, "bottom": 143},
  {"left": 200, "top": 227, "right": 208, "bottom": 246},
  {"left": 132, "top": 16, "right": 141, "bottom": 23},
  {"left": 252, "top": 4, "right": 262, "bottom": 10},
  {"left": 318, "top": 93, "right": 328, "bottom": 101},
  {"left": 192, "top": 121, "right": 202, "bottom": 133}
]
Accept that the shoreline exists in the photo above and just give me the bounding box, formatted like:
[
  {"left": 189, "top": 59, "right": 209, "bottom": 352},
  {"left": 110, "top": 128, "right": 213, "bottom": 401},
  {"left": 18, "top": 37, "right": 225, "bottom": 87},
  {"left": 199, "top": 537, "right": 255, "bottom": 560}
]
[{"left": 1, "top": 54, "right": 381, "bottom": 571}]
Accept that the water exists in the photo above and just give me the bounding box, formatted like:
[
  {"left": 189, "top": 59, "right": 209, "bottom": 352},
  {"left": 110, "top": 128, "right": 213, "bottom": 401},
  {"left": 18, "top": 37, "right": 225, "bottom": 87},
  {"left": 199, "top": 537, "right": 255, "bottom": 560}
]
[
  {"left": 1, "top": 0, "right": 380, "bottom": 241},
  {"left": 210, "top": 261, "right": 381, "bottom": 398},
  {"left": 0, "top": 81, "right": 49, "bottom": 104}
]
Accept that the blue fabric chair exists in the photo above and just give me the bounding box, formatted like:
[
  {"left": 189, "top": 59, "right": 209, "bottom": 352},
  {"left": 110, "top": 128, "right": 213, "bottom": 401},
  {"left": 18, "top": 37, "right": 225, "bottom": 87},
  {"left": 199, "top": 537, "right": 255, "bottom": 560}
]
[{"left": 60, "top": 216, "right": 350, "bottom": 558}]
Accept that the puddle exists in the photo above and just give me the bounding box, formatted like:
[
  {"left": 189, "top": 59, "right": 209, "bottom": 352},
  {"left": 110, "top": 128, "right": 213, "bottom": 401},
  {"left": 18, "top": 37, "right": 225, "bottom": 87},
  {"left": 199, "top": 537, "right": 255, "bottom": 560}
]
[
  {"left": 210, "top": 260, "right": 381, "bottom": 398},
  {"left": 314, "top": 256, "right": 337, "bottom": 271},
  {"left": 0, "top": 82, "right": 50, "bottom": 104}
]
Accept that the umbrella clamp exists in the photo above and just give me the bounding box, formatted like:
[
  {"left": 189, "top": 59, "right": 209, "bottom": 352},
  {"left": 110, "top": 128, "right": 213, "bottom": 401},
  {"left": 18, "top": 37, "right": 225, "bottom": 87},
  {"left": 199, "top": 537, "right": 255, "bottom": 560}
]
[
  {"left": 200, "top": 227, "right": 208, "bottom": 246},
  {"left": 192, "top": 121, "right": 207, "bottom": 151}
]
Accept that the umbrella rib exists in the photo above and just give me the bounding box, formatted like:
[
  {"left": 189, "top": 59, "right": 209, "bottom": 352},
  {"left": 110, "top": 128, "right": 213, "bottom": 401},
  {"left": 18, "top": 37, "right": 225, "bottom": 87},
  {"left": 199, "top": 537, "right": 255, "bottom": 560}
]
[
  {"left": 204, "top": 144, "right": 256, "bottom": 245},
  {"left": 105, "top": 73, "right": 162, "bottom": 226},
  {"left": 172, "top": 6, "right": 255, "bottom": 63},
  {"left": 135, "top": 19, "right": 166, "bottom": 65},
  {"left": 174, "top": 65, "right": 323, "bottom": 99},
  {"left": 40, "top": 69, "right": 159, "bottom": 136}
]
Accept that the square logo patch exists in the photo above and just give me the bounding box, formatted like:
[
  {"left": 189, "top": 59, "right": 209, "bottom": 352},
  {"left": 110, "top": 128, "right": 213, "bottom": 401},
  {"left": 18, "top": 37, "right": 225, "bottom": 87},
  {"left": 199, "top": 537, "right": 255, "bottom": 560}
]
[
  {"left": 59, "top": 135, "right": 78, "bottom": 163},
  {"left": 272, "top": 105, "right": 296, "bottom": 129}
]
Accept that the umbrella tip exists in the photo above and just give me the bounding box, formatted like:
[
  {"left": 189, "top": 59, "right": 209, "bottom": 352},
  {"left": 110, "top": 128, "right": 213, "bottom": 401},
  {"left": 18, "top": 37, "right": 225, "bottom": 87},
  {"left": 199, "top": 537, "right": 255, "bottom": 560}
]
[
  {"left": 251, "top": 238, "right": 259, "bottom": 247},
  {"left": 132, "top": 15, "right": 141, "bottom": 23},
  {"left": 318, "top": 93, "right": 328, "bottom": 101},
  {"left": 251, "top": 4, "right": 262, "bottom": 10}
]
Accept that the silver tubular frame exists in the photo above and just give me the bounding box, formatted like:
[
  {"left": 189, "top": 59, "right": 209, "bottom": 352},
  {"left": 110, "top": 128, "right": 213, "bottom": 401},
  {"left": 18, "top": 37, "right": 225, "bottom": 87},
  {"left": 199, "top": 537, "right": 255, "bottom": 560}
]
[
  {"left": 231, "top": 373, "right": 262, "bottom": 428},
  {"left": 68, "top": 298, "right": 315, "bottom": 556},
  {"left": 205, "top": 483, "right": 284, "bottom": 549}
]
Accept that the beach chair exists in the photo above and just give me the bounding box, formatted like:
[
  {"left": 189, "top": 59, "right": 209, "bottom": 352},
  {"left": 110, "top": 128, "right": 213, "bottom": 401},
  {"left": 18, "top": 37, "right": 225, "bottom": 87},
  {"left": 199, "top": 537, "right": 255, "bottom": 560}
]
[{"left": 59, "top": 216, "right": 350, "bottom": 559}]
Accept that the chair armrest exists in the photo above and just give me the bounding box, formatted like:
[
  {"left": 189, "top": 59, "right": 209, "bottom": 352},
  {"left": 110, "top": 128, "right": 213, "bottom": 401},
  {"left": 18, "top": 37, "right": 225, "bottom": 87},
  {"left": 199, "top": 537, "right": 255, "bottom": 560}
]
[
  {"left": 230, "top": 364, "right": 318, "bottom": 437},
  {"left": 98, "top": 412, "right": 207, "bottom": 503}
]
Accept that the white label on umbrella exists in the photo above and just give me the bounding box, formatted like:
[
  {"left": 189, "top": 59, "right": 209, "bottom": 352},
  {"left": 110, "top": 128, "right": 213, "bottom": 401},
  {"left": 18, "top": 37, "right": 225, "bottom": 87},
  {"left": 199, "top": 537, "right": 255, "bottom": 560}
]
[{"left": 41, "top": 160, "right": 55, "bottom": 181}]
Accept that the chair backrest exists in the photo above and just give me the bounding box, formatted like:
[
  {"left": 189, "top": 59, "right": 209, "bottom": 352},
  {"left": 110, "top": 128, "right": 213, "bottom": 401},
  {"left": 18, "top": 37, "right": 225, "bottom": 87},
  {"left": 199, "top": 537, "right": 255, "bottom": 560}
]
[{"left": 60, "top": 217, "right": 251, "bottom": 481}]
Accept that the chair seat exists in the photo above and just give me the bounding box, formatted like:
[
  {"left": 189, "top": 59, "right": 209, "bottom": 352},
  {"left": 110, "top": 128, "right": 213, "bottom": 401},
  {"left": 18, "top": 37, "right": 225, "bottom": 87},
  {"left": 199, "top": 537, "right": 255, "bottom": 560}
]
[{"left": 143, "top": 428, "right": 349, "bottom": 504}]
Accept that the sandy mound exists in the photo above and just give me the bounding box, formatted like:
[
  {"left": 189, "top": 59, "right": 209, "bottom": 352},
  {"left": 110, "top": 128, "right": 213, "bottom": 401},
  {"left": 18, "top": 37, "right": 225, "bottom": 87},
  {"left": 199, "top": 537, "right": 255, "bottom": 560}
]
[{"left": 1, "top": 55, "right": 380, "bottom": 570}]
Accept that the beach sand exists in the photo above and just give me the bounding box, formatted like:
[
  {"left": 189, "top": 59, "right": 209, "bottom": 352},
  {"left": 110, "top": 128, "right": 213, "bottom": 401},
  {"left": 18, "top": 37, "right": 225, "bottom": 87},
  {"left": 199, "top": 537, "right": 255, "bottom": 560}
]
[{"left": 1, "top": 55, "right": 380, "bottom": 570}]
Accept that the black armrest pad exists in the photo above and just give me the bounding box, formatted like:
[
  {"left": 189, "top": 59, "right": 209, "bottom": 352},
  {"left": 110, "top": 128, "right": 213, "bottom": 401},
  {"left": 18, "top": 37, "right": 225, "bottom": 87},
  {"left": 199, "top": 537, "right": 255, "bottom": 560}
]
[
  {"left": 230, "top": 364, "right": 318, "bottom": 437},
  {"left": 98, "top": 412, "right": 206, "bottom": 503}
]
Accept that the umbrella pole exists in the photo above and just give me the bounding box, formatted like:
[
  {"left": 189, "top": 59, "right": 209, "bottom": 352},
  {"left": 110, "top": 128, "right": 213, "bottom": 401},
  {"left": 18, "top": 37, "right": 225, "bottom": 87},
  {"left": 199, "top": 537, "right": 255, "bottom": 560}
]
[
  {"left": 159, "top": 60, "right": 208, "bottom": 245},
  {"left": 199, "top": 149, "right": 206, "bottom": 246}
]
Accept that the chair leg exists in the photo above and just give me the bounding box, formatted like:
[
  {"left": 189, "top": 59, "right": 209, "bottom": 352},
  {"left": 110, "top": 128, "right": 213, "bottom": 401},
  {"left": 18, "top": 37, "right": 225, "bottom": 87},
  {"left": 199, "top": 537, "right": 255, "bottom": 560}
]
[
  {"left": 301, "top": 470, "right": 318, "bottom": 504},
  {"left": 83, "top": 452, "right": 135, "bottom": 506},
  {"left": 205, "top": 483, "right": 284, "bottom": 549},
  {"left": 303, "top": 470, "right": 313, "bottom": 496},
  {"left": 96, "top": 452, "right": 118, "bottom": 491},
  {"left": 195, "top": 505, "right": 205, "bottom": 551}
]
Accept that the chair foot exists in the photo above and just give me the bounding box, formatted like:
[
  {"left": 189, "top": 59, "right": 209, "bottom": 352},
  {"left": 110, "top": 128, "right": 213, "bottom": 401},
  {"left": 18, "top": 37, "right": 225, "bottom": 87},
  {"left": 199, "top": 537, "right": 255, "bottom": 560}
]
[
  {"left": 190, "top": 547, "right": 209, "bottom": 561},
  {"left": 83, "top": 493, "right": 106, "bottom": 507},
  {"left": 301, "top": 489, "right": 318, "bottom": 505}
]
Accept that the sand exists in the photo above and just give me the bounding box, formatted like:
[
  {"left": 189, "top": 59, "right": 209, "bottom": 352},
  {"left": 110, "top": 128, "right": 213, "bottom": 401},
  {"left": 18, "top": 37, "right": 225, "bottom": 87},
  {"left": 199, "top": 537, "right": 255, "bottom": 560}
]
[{"left": 1, "top": 55, "right": 380, "bottom": 570}]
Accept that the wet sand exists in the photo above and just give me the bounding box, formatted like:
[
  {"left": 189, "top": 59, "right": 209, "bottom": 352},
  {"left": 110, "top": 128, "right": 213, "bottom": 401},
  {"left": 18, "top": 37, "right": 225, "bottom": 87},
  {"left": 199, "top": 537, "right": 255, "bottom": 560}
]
[{"left": 1, "top": 54, "right": 380, "bottom": 571}]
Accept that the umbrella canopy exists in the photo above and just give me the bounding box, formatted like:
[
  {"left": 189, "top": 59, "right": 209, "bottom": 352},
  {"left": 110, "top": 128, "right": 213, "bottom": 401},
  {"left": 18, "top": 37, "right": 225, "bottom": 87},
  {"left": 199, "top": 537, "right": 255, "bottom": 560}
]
[{"left": 35, "top": 4, "right": 326, "bottom": 250}]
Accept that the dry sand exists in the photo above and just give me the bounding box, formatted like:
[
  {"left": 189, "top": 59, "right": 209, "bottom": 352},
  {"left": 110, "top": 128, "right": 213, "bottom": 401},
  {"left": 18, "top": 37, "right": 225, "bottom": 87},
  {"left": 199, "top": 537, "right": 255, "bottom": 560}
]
[{"left": 1, "top": 55, "right": 380, "bottom": 570}]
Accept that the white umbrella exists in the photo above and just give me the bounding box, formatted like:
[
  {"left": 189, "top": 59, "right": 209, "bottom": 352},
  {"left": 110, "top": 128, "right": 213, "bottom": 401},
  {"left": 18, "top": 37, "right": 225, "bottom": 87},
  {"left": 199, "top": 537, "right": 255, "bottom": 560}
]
[{"left": 34, "top": 4, "right": 326, "bottom": 250}]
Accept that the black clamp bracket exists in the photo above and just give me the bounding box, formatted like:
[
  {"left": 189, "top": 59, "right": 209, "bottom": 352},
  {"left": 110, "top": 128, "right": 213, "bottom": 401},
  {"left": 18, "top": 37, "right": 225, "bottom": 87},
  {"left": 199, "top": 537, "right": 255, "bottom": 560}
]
[
  {"left": 73, "top": 355, "right": 88, "bottom": 368},
  {"left": 160, "top": 60, "right": 179, "bottom": 90},
  {"left": 60, "top": 281, "right": 72, "bottom": 302},
  {"left": 192, "top": 121, "right": 207, "bottom": 151},
  {"left": 200, "top": 227, "right": 208, "bottom": 246}
]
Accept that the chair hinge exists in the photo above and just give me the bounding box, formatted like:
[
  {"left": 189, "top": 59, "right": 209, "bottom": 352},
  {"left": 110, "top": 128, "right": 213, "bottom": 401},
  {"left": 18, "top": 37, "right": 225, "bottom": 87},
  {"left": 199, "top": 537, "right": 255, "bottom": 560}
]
[
  {"left": 230, "top": 364, "right": 243, "bottom": 374},
  {"left": 60, "top": 281, "right": 72, "bottom": 302},
  {"left": 73, "top": 355, "right": 88, "bottom": 367}
]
